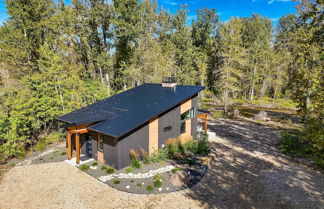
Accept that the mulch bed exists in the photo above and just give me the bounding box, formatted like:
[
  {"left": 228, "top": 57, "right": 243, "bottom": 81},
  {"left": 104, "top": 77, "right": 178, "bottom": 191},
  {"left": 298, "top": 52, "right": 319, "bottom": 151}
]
[{"left": 82, "top": 156, "right": 209, "bottom": 194}]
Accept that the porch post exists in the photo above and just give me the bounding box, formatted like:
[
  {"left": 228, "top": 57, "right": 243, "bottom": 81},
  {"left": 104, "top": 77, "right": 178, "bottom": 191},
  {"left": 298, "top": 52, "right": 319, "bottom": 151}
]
[
  {"left": 67, "top": 131, "right": 72, "bottom": 160},
  {"left": 204, "top": 114, "right": 208, "bottom": 133},
  {"left": 75, "top": 133, "right": 80, "bottom": 164}
]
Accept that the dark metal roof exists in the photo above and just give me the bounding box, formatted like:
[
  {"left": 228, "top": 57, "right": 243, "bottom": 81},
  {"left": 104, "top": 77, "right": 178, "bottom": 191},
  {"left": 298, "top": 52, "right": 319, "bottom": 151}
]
[{"left": 56, "top": 83, "right": 204, "bottom": 138}]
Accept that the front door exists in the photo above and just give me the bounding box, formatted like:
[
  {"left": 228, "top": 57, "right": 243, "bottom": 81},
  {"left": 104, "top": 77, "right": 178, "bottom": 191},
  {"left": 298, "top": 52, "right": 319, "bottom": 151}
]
[{"left": 86, "top": 134, "right": 92, "bottom": 157}]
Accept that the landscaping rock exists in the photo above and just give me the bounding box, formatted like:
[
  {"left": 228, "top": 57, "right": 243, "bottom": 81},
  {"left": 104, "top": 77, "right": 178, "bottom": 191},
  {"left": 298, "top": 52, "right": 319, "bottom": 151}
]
[{"left": 169, "top": 170, "right": 188, "bottom": 187}]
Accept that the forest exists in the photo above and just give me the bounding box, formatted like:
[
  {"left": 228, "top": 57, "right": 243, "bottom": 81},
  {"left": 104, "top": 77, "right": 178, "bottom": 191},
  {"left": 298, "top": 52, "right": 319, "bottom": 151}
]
[{"left": 0, "top": 0, "right": 323, "bottom": 163}]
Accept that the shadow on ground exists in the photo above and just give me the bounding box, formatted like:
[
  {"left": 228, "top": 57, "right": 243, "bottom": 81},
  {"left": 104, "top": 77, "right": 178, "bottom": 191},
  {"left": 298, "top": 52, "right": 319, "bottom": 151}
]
[{"left": 188, "top": 119, "right": 324, "bottom": 209}]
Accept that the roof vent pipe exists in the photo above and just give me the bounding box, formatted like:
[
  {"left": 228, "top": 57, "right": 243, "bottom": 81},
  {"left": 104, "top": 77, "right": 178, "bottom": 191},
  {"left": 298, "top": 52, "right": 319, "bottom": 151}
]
[{"left": 162, "top": 76, "right": 177, "bottom": 88}]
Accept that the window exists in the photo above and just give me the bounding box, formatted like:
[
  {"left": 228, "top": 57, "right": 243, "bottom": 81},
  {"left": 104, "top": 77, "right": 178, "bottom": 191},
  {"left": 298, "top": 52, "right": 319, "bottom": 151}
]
[
  {"left": 98, "top": 134, "right": 104, "bottom": 152},
  {"left": 163, "top": 126, "right": 172, "bottom": 132},
  {"left": 180, "top": 121, "right": 186, "bottom": 134},
  {"left": 181, "top": 107, "right": 197, "bottom": 120}
]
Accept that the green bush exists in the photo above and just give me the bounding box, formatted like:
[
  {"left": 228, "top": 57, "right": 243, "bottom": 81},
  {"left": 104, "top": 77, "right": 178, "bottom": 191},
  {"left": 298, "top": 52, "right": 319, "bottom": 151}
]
[
  {"left": 146, "top": 185, "right": 154, "bottom": 191},
  {"left": 279, "top": 129, "right": 324, "bottom": 168},
  {"left": 34, "top": 140, "right": 46, "bottom": 151},
  {"left": 153, "top": 174, "right": 163, "bottom": 181},
  {"left": 113, "top": 179, "right": 121, "bottom": 184},
  {"left": 80, "top": 164, "right": 90, "bottom": 171},
  {"left": 60, "top": 151, "right": 67, "bottom": 156},
  {"left": 125, "top": 167, "right": 133, "bottom": 173},
  {"left": 101, "top": 165, "right": 108, "bottom": 170},
  {"left": 130, "top": 149, "right": 141, "bottom": 169},
  {"left": 154, "top": 180, "right": 162, "bottom": 187},
  {"left": 105, "top": 167, "right": 115, "bottom": 174},
  {"left": 136, "top": 183, "right": 142, "bottom": 187},
  {"left": 149, "top": 148, "right": 169, "bottom": 163},
  {"left": 140, "top": 148, "right": 150, "bottom": 164},
  {"left": 92, "top": 162, "right": 98, "bottom": 166},
  {"left": 130, "top": 158, "right": 141, "bottom": 169}
]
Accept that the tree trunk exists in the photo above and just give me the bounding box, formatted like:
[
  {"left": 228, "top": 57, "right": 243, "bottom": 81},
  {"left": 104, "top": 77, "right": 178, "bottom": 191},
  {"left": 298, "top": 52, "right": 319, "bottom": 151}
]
[
  {"left": 250, "top": 66, "right": 256, "bottom": 101},
  {"left": 105, "top": 73, "right": 110, "bottom": 96}
]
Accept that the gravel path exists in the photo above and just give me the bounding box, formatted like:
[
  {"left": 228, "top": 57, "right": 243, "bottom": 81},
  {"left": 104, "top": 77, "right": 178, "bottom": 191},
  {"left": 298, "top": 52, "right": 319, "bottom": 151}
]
[{"left": 1, "top": 118, "right": 323, "bottom": 209}]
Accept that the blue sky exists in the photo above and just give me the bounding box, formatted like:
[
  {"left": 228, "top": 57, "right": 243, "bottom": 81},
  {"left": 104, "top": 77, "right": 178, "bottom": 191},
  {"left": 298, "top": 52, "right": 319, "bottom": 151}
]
[{"left": 0, "top": 0, "right": 297, "bottom": 25}]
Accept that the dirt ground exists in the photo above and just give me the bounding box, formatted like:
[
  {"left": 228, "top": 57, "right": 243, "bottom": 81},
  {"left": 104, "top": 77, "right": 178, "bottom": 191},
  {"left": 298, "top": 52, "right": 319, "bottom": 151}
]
[{"left": 0, "top": 118, "right": 323, "bottom": 209}]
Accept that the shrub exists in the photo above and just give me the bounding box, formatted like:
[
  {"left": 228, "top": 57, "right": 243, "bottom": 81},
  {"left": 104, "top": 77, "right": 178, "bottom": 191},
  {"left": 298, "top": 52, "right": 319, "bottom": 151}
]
[
  {"left": 140, "top": 148, "right": 150, "bottom": 164},
  {"left": 130, "top": 149, "right": 141, "bottom": 169},
  {"left": 166, "top": 138, "right": 180, "bottom": 156},
  {"left": 60, "top": 151, "right": 67, "bottom": 156},
  {"left": 153, "top": 174, "right": 163, "bottom": 181},
  {"left": 146, "top": 185, "right": 154, "bottom": 191},
  {"left": 196, "top": 139, "right": 210, "bottom": 154},
  {"left": 105, "top": 167, "right": 115, "bottom": 174},
  {"left": 113, "top": 179, "right": 121, "bottom": 184},
  {"left": 92, "top": 162, "right": 98, "bottom": 166},
  {"left": 177, "top": 135, "right": 192, "bottom": 145},
  {"left": 154, "top": 180, "right": 162, "bottom": 187},
  {"left": 101, "top": 165, "right": 108, "bottom": 170},
  {"left": 125, "top": 167, "right": 133, "bottom": 173},
  {"left": 80, "top": 164, "right": 90, "bottom": 171},
  {"left": 149, "top": 148, "right": 168, "bottom": 163},
  {"left": 136, "top": 183, "right": 142, "bottom": 187},
  {"left": 34, "top": 140, "right": 46, "bottom": 151}
]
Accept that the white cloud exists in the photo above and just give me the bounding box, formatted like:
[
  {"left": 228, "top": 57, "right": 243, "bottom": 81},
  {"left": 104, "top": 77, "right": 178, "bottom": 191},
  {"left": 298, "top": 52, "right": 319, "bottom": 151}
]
[
  {"left": 164, "top": 1, "right": 177, "bottom": 6},
  {"left": 267, "top": 0, "right": 291, "bottom": 4}
]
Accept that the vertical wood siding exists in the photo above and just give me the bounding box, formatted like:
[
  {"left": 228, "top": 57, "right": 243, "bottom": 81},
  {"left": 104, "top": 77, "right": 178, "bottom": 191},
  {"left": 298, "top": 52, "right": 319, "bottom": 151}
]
[{"left": 149, "top": 116, "right": 159, "bottom": 154}]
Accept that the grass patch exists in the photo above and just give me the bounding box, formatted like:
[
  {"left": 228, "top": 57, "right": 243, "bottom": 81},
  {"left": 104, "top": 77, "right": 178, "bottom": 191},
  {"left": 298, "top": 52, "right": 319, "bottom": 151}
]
[
  {"left": 80, "top": 164, "right": 90, "bottom": 171},
  {"left": 105, "top": 167, "right": 115, "bottom": 174},
  {"left": 146, "top": 185, "right": 154, "bottom": 191},
  {"left": 43, "top": 132, "right": 65, "bottom": 144},
  {"left": 125, "top": 167, "right": 133, "bottom": 173},
  {"left": 171, "top": 167, "right": 183, "bottom": 173},
  {"left": 60, "top": 151, "right": 67, "bottom": 156},
  {"left": 92, "top": 162, "right": 98, "bottom": 166},
  {"left": 279, "top": 130, "right": 324, "bottom": 168},
  {"left": 34, "top": 140, "right": 46, "bottom": 151},
  {"left": 153, "top": 180, "right": 162, "bottom": 187},
  {"left": 136, "top": 183, "right": 142, "bottom": 187},
  {"left": 113, "top": 179, "right": 121, "bottom": 184}
]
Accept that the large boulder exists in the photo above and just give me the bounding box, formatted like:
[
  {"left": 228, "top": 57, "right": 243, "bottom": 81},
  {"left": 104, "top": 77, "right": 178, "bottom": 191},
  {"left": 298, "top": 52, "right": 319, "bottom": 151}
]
[{"left": 169, "top": 170, "right": 188, "bottom": 187}]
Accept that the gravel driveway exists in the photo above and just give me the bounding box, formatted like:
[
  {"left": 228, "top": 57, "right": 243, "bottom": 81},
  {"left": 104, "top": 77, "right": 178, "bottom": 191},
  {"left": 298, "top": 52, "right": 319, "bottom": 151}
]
[{"left": 1, "top": 119, "right": 323, "bottom": 209}]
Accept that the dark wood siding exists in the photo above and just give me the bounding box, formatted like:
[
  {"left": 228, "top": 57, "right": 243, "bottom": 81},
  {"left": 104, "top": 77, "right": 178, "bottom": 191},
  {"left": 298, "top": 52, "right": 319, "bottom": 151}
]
[
  {"left": 103, "top": 136, "right": 118, "bottom": 168},
  {"left": 116, "top": 122, "right": 149, "bottom": 169},
  {"left": 158, "top": 105, "right": 181, "bottom": 148}
]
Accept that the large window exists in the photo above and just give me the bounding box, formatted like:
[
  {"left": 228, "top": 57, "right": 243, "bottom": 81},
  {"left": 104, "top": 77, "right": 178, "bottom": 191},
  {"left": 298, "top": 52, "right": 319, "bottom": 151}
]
[
  {"left": 181, "top": 107, "right": 197, "bottom": 120},
  {"left": 98, "top": 135, "right": 104, "bottom": 152}
]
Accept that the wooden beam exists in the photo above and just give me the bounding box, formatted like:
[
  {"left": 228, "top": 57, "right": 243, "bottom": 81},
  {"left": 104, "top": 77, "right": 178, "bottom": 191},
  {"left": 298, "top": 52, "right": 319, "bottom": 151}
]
[
  {"left": 69, "top": 129, "right": 89, "bottom": 134},
  {"left": 75, "top": 133, "right": 80, "bottom": 164},
  {"left": 67, "top": 131, "right": 72, "bottom": 160}
]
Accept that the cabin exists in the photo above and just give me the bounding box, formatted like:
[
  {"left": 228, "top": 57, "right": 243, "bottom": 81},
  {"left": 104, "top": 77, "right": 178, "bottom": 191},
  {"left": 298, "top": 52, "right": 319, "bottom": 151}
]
[{"left": 56, "top": 78, "right": 207, "bottom": 169}]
